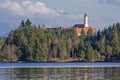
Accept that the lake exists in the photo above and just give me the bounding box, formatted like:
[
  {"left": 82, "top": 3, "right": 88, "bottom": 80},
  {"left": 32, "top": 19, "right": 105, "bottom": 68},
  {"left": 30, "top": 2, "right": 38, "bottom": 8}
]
[{"left": 0, "top": 62, "right": 120, "bottom": 80}]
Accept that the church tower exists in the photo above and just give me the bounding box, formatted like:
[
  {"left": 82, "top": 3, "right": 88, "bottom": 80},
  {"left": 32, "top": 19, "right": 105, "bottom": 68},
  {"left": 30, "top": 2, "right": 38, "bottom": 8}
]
[
  {"left": 74, "top": 13, "right": 98, "bottom": 36},
  {"left": 84, "top": 13, "right": 89, "bottom": 27}
]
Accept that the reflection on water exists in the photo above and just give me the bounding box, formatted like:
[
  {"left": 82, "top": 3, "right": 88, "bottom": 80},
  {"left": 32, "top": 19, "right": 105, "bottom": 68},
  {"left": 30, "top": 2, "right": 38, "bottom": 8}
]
[{"left": 0, "top": 67, "right": 120, "bottom": 80}]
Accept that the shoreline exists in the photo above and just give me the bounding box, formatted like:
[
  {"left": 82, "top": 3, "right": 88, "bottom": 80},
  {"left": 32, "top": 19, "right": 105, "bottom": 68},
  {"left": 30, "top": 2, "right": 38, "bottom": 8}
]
[{"left": 0, "top": 60, "right": 120, "bottom": 63}]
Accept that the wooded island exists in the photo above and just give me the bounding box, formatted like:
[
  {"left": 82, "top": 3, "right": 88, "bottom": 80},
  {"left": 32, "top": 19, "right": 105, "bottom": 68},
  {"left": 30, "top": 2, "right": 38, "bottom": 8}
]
[{"left": 0, "top": 19, "right": 120, "bottom": 62}]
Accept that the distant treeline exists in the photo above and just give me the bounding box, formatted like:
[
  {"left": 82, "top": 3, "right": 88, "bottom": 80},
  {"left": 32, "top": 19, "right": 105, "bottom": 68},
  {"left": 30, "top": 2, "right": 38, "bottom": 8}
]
[{"left": 0, "top": 19, "right": 120, "bottom": 62}]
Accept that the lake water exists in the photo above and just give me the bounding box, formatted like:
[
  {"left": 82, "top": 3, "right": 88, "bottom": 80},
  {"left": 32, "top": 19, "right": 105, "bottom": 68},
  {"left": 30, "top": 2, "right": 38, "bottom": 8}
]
[{"left": 0, "top": 62, "right": 120, "bottom": 80}]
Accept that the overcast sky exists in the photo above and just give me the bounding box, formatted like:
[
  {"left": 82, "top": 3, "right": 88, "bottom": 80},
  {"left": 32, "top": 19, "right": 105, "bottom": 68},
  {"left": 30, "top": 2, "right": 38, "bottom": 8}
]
[{"left": 0, "top": 0, "right": 120, "bottom": 35}]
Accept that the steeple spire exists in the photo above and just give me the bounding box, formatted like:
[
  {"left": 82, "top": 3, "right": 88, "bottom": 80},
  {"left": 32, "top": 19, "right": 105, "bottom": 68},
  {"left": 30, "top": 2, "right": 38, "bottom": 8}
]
[{"left": 84, "top": 13, "right": 88, "bottom": 27}]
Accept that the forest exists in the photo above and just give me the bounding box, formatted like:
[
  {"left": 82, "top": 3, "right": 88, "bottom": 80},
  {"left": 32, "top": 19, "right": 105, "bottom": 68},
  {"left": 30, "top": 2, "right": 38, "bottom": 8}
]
[{"left": 0, "top": 19, "right": 120, "bottom": 62}]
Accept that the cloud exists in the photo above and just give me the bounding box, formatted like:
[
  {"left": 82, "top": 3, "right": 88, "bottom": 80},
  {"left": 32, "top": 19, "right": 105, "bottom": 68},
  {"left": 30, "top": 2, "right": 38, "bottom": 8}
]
[
  {"left": 21, "top": 0, "right": 58, "bottom": 15},
  {"left": 0, "top": 0, "right": 11, "bottom": 8},
  {"left": 0, "top": 0, "right": 83, "bottom": 34},
  {"left": 0, "top": 0, "right": 24, "bottom": 15},
  {"left": 0, "top": 0, "right": 59, "bottom": 16},
  {"left": 10, "top": 2, "right": 24, "bottom": 15},
  {"left": 0, "top": 0, "right": 82, "bottom": 18},
  {"left": 97, "top": 0, "right": 120, "bottom": 5}
]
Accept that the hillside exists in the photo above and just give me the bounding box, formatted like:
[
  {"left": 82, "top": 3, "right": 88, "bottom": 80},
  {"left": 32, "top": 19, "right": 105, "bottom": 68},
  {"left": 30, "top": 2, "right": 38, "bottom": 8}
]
[{"left": 0, "top": 19, "right": 120, "bottom": 62}]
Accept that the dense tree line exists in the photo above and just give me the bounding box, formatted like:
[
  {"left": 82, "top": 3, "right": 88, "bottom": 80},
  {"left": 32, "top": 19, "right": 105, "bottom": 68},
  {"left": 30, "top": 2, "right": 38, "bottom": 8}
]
[{"left": 0, "top": 19, "right": 120, "bottom": 62}]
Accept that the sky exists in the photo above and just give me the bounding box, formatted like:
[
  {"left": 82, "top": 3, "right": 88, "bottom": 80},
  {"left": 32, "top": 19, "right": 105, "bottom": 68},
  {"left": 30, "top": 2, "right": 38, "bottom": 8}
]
[{"left": 0, "top": 0, "right": 120, "bottom": 35}]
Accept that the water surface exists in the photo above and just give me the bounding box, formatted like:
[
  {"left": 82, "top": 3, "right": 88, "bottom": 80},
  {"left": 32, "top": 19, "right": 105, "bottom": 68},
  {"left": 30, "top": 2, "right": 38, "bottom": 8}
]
[
  {"left": 0, "top": 62, "right": 120, "bottom": 68},
  {"left": 0, "top": 62, "right": 120, "bottom": 80}
]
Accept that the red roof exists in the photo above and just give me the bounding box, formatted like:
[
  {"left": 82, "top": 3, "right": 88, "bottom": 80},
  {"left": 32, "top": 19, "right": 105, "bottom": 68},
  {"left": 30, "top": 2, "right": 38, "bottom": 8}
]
[{"left": 75, "top": 27, "right": 98, "bottom": 35}]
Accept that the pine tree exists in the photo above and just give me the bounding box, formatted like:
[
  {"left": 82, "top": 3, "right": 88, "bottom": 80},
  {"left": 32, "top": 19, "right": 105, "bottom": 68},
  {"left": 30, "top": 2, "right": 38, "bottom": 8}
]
[{"left": 25, "top": 19, "right": 32, "bottom": 27}]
